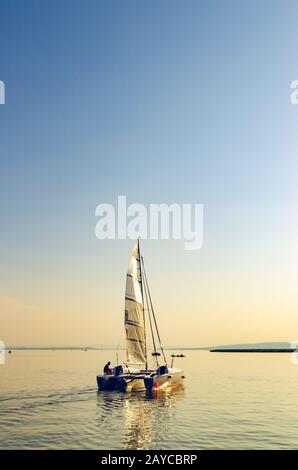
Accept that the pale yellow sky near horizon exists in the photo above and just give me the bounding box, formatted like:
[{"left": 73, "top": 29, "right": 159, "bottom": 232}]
[{"left": 2, "top": 228, "right": 298, "bottom": 348}]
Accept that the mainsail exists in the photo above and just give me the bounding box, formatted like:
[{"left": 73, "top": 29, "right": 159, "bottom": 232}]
[{"left": 124, "top": 241, "right": 146, "bottom": 366}]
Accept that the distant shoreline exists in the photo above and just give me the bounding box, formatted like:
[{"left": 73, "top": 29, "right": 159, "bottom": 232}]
[
  {"left": 4, "top": 346, "right": 207, "bottom": 351},
  {"left": 5, "top": 345, "right": 296, "bottom": 353},
  {"left": 4, "top": 347, "right": 117, "bottom": 351}
]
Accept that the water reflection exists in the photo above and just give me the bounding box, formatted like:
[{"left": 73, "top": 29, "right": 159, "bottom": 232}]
[
  {"left": 95, "top": 386, "right": 184, "bottom": 450},
  {"left": 123, "top": 396, "right": 152, "bottom": 449},
  {"left": 123, "top": 386, "right": 185, "bottom": 450}
]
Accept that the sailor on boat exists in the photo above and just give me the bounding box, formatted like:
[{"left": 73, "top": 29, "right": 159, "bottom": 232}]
[{"left": 103, "top": 361, "right": 112, "bottom": 375}]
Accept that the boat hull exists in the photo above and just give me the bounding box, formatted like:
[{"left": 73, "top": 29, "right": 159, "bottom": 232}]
[
  {"left": 97, "top": 374, "right": 147, "bottom": 392},
  {"left": 144, "top": 368, "right": 185, "bottom": 392}
]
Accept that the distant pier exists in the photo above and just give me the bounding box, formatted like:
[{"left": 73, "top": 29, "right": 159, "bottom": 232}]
[{"left": 210, "top": 348, "right": 296, "bottom": 353}]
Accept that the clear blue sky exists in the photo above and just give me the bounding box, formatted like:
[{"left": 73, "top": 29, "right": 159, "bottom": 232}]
[{"left": 1, "top": 1, "right": 298, "bottom": 347}]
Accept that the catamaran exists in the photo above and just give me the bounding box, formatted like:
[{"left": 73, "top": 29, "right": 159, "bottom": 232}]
[{"left": 97, "top": 240, "right": 185, "bottom": 392}]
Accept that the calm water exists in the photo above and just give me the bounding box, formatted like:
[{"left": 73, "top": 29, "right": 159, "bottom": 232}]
[{"left": 1, "top": 350, "right": 298, "bottom": 449}]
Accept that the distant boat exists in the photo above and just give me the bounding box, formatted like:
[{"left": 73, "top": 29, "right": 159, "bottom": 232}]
[{"left": 97, "top": 240, "right": 185, "bottom": 392}]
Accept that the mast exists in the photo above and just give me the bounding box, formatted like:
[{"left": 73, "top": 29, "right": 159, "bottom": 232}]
[{"left": 138, "top": 238, "right": 148, "bottom": 370}]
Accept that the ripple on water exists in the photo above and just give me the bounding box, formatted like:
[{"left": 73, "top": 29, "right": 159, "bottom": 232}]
[{"left": 2, "top": 351, "right": 298, "bottom": 449}]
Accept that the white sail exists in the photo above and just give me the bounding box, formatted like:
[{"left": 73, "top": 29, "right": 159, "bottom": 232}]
[{"left": 124, "top": 241, "right": 146, "bottom": 366}]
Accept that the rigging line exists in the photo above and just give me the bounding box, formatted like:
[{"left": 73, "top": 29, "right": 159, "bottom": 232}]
[
  {"left": 141, "top": 255, "right": 167, "bottom": 365},
  {"left": 142, "top": 267, "right": 159, "bottom": 367},
  {"left": 115, "top": 320, "right": 124, "bottom": 352},
  {"left": 138, "top": 239, "right": 148, "bottom": 371}
]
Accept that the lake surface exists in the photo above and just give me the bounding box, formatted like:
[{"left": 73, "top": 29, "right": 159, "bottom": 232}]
[{"left": 1, "top": 350, "right": 298, "bottom": 449}]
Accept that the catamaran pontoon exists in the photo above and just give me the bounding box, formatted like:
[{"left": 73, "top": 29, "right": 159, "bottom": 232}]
[{"left": 96, "top": 240, "right": 185, "bottom": 392}]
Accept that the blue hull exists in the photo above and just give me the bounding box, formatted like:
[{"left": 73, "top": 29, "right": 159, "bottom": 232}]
[
  {"left": 97, "top": 375, "right": 127, "bottom": 391},
  {"left": 144, "top": 377, "right": 154, "bottom": 392}
]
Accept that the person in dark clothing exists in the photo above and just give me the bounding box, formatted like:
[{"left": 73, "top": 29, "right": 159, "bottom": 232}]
[{"left": 103, "top": 361, "right": 112, "bottom": 375}]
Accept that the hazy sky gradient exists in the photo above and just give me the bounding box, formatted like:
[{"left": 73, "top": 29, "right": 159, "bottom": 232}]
[{"left": 1, "top": 0, "right": 298, "bottom": 347}]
